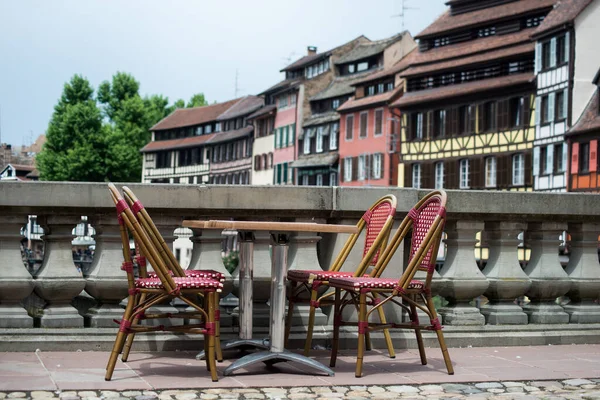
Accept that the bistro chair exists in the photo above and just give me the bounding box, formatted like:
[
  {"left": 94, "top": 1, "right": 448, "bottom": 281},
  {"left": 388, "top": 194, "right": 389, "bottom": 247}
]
[
  {"left": 327, "top": 190, "right": 453, "bottom": 378},
  {"left": 105, "top": 183, "right": 222, "bottom": 382},
  {"left": 119, "top": 186, "right": 225, "bottom": 362},
  {"left": 285, "top": 194, "right": 397, "bottom": 357}
]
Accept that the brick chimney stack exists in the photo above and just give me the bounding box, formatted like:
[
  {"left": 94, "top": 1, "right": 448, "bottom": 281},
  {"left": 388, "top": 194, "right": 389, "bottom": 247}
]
[{"left": 307, "top": 46, "right": 317, "bottom": 55}]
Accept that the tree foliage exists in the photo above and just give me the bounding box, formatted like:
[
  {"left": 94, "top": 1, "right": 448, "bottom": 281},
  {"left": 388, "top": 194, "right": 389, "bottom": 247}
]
[{"left": 38, "top": 72, "right": 209, "bottom": 182}]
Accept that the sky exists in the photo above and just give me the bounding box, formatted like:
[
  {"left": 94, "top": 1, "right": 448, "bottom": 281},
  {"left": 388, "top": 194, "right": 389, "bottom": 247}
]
[{"left": 0, "top": 0, "right": 447, "bottom": 147}]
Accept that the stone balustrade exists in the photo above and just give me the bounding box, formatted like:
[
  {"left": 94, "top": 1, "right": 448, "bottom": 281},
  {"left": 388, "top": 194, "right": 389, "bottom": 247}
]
[{"left": 1, "top": 181, "right": 600, "bottom": 350}]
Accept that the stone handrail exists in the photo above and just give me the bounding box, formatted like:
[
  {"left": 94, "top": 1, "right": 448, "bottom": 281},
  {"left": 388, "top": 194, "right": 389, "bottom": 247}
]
[{"left": 0, "top": 181, "right": 599, "bottom": 348}]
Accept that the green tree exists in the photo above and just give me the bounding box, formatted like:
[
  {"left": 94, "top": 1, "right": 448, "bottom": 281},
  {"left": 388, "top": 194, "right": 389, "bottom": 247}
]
[
  {"left": 37, "top": 75, "right": 108, "bottom": 181},
  {"left": 187, "top": 93, "right": 208, "bottom": 108}
]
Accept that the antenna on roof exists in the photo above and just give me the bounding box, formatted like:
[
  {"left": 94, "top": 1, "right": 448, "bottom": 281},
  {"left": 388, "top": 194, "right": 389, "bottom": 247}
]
[
  {"left": 391, "top": 0, "right": 419, "bottom": 31},
  {"left": 234, "top": 69, "right": 243, "bottom": 98},
  {"left": 282, "top": 52, "right": 297, "bottom": 66}
]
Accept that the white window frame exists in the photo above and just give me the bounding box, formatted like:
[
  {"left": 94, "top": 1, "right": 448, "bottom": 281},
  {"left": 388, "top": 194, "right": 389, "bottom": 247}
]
[
  {"left": 316, "top": 174, "right": 323, "bottom": 186},
  {"left": 301, "top": 175, "right": 309, "bottom": 186},
  {"left": 303, "top": 135, "right": 310, "bottom": 155},
  {"left": 485, "top": 157, "right": 497, "bottom": 188},
  {"left": 344, "top": 157, "right": 353, "bottom": 182},
  {"left": 459, "top": 159, "right": 470, "bottom": 189},
  {"left": 332, "top": 99, "right": 340, "bottom": 109},
  {"left": 358, "top": 155, "right": 366, "bottom": 181},
  {"left": 330, "top": 122, "right": 339, "bottom": 150},
  {"left": 434, "top": 162, "right": 444, "bottom": 189},
  {"left": 372, "top": 153, "right": 382, "bottom": 179},
  {"left": 329, "top": 172, "right": 337, "bottom": 185},
  {"left": 412, "top": 164, "right": 421, "bottom": 189},
  {"left": 316, "top": 126, "right": 324, "bottom": 153},
  {"left": 215, "top": 122, "right": 221, "bottom": 132},
  {"left": 512, "top": 154, "right": 524, "bottom": 186},
  {"left": 416, "top": 113, "right": 423, "bottom": 140}
]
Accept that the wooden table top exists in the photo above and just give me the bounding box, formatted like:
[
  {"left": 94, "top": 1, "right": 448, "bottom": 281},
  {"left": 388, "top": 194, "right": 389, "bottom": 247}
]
[{"left": 182, "top": 219, "right": 358, "bottom": 234}]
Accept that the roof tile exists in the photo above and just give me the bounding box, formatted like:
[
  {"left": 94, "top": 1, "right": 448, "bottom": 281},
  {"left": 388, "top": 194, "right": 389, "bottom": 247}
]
[
  {"left": 567, "top": 90, "right": 600, "bottom": 136},
  {"left": 533, "top": 0, "right": 593, "bottom": 38},
  {"left": 150, "top": 98, "right": 241, "bottom": 131}
]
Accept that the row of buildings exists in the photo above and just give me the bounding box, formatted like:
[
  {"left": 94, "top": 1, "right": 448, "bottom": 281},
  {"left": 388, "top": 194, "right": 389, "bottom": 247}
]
[{"left": 141, "top": 0, "right": 600, "bottom": 192}]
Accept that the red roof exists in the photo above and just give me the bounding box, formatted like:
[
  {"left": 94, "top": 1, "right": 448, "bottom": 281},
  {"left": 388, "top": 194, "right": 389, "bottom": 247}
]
[
  {"left": 150, "top": 98, "right": 241, "bottom": 131},
  {"left": 337, "top": 85, "right": 404, "bottom": 113},
  {"left": 416, "top": 0, "right": 556, "bottom": 38},
  {"left": 392, "top": 72, "right": 534, "bottom": 108},
  {"left": 140, "top": 133, "right": 215, "bottom": 153},
  {"left": 401, "top": 42, "right": 534, "bottom": 77},
  {"left": 8, "top": 164, "right": 35, "bottom": 172},
  {"left": 532, "top": 0, "right": 594, "bottom": 38},
  {"left": 216, "top": 96, "right": 264, "bottom": 121},
  {"left": 567, "top": 90, "right": 600, "bottom": 136}
]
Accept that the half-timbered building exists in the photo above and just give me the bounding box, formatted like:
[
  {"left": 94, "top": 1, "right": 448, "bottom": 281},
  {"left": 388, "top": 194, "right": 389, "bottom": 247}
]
[
  {"left": 531, "top": 0, "right": 598, "bottom": 191},
  {"left": 393, "top": 0, "right": 557, "bottom": 191}
]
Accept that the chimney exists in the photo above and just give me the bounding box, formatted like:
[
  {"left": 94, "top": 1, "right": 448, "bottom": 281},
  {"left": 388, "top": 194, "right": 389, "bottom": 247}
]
[{"left": 307, "top": 46, "right": 317, "bottom": 56}]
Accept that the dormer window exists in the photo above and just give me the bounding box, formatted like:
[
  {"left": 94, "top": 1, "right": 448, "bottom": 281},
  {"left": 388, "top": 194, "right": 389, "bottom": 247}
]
[
  {"left": 205, "top": 124, "right": 212, "bottom": 134},
  {"left": 368, "top": 86, "right": 375, "bottom": 96},
  {"left": 305, "top": 59, "right": 330, "bottom": 79},
  {"left": 332, "top": 99, "right": 340, "bottom": 109}
]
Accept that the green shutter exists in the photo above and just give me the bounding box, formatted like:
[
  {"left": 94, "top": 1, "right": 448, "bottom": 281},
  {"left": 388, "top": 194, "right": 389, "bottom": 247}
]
[
  {"left": 274, "top": 128, "right": 279, "bottom": 148},
  {"left": 285, "top": 126, "right": 289, "bottom": 147},
  {"left": 291, "top": 123, "right": 296, "bottom": 145},
  {"left": 283, "top": 163, "right": 288, "bottom": 183}
]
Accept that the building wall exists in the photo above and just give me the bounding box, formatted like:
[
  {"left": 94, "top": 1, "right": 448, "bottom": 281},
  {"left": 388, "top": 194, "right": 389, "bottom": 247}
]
[
  {"left": 573, "top": 0, "right": 600, "bottom": 121},
  {"left": 383, "top": 35, "right": 416, "bottom": 70},
  {"left": 252, "top": 135, "right": 274, "bottom": 185},
  {"left": 570, "top": 138, "right": 600, "bottom": 192}
]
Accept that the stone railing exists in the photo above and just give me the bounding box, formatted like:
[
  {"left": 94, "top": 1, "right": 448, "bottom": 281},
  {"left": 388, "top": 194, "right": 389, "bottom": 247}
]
[{"left": 1, "top": 181, "right": 599, "bottom": 350}]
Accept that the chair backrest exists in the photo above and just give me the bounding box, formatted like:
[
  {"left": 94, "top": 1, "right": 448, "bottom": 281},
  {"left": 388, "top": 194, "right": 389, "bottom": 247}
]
[
  {"left": 329, "top": 194, "right": 397, "bottom": 277},
  {"left": 108, "top": 183, "right": 178, "bottom": 293},
  {"left": 371, "top": 190, "right": 447, "bottom": 291},
  {"left": 122, "top": 186, "right": 186, "bottom": 278}
]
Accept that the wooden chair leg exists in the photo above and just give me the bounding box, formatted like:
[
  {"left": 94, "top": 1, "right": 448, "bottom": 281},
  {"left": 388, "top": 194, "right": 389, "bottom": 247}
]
[
  {"left": 215, "top": 318, "right": 223, "bottom": 363},
  {"left": 426, "top": 296, "right": 454, "bottom": 375},
  {"left": 410, "top": 300, "right": 427, "bottom": 365},
  {"left": 284, "top": 281, "right": 296, "bottom": 348},
  {"left": 207, "top": 292, "right": 219, "bottom": 382},
  {"left": 105, "top": 295, "right": 135, "bottom": 381},
  {"left": 329, "top": 288, "right": 342, "bottom": 368},
  {"left": 374, "top": 300, "right": 395, "bottom": 359},
  {"left": 122, "top": 292, "right": 145, "bottom": 362},
  {"left": 303, "top": 288, "right": 319, "bottom": 356},
  {"left": 355, "top": 291, "right": 367, "bottom": 378}
]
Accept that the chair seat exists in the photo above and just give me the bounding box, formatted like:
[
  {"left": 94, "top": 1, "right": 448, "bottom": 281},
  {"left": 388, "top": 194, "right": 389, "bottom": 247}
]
[
  {"left": 147, "top": 269, "right": 224, "bottom": 281},
  {"left": 135, "top": 277, "right": 224, "bottom": 291},
  {"left": 328, "top": 276, "right": 424, "bottom": 292},
  {"left": 287, "top": 269, "right": 355, "bottom": 282}
]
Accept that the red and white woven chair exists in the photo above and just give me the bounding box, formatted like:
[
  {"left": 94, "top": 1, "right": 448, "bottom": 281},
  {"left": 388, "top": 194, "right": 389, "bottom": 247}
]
[
  {"left": 327, "top": 190, "right": 453, "bottom": 377},
  {"left": 285, "top": 194, "right": 397, "bottom": 357},
  {"left": 105, "top": 183, "right": 222, "bottom": 382}
]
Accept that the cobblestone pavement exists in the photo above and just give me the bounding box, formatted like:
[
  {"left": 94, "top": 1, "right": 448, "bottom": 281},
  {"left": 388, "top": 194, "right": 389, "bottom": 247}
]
[{"left": 4, "top": 379, "right": 600, "bottom": 400}]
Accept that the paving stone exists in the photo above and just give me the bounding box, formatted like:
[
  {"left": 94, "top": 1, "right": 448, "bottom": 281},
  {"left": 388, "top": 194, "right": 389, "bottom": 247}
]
[
  {"left": 502, "top": 382, "right": 526, "bottom": 388},
  {"left": 241, "top": 395, "right": 265, "bottom": 400},
  {"left": 462, "top": 388, "right": 483, "bottom": 394},
  {"left": 288, "top": 388, "right": 310, "bottom": 394},
  {"left": 367, "top": 387, "right": 386, "bottom": 394},
  {"left": 583, "top": 385, "right": 599, "bottom": 390},
  {"left": 349, "top": 387, "right": 367, "bottom": 392},
  {"left": 158, "top": 395, "right": 172, "bottom": 400},
  {"left": 136, "top": 396, "right": 158, "bottom": 400},
  {"left": 388, "top": 386, "right": 420, "bottom": 394},
  {"left": 288, "top": 394, "right": 315, "bottom": 399},
  {"left": 582, "top": 391, "right": 600, "bottom": 400},
  {"left": 174, "top": 394, "right": 197, "bottom": 400},
  {"left": 507, "top": 387, "right": 525, "bottom": 393},
  {"left": 7, "top": 394, "right": 27, "bottom": 399},
  {"left": 330, "top": 388, "right": 348, "bottom": 394},
  {"left": 31, "top": 392, "right": 55, "bottom": 399},
  {"left": 419, "top": 385, "right": 444, "bottom": 392},
  {"left": 476, "top": 382, "right": 503, "bottom": 389},
  {"left": 487, "top": 388, "right": 506, "bottom": 393},
  {"left": 100, "top": 392, "right": 121, "bottom": 399},
  {"left": 530, "top": 381, "right": 563, "bottom": 388},
  {"left": 0, "top": 394, "right": 6, "bottom": 400},
  {"left": 121, "top": 392, "right": 141, "bottom": 398},
  {"left": 142, "top": 393, "right": 158, "bottom": 397},
  {"left": 523, "top": 386, "right": 541, "bottom": 392},
  {"left": 343, "top": 397, "right": 368, "bottom": 400},
  {"left": 345, "top": 391, "right": 370, "bottom": 398},
  {"left": 564, "top": 379, "right": 595, "bottom": 387}
]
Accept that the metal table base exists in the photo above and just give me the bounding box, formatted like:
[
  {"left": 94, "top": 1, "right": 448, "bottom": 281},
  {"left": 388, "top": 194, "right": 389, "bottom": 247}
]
[{"left": 223, "top": 349, "right": 334, "bottom": 376}]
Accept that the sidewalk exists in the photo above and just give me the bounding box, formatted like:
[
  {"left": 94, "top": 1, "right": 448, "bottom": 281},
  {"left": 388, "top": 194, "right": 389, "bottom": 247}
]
[{"left": 1, "top": 344, "right": 599, "bottom": 391}]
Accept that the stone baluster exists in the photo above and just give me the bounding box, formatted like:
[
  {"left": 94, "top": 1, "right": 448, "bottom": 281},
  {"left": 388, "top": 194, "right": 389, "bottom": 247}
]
[
  {"left": 189, "top": 227, "right": 233, "bottom": 326},
  {"left": 563, "top": 223, "right": 600, "bottom": 322},
  {"left": 480, "top": 222, "right": 531, "bottom": 325},
  {"left": 524, "top": 222, "right": 571, "bottom": 324},
  {"left": 35, "top": 216, "right": 86, "bottom": 328},
  {"left": 85, "top": 213, "right": 130, "bottom": 327},
  {"left": 246, "top": 229, "right": 272, "bottom": 327},
  {"left": 0, "top": 215, "right": 35, "bottom": 328},
  {"left": 438, "top": 221, "right": 488, "bottom": 325}
]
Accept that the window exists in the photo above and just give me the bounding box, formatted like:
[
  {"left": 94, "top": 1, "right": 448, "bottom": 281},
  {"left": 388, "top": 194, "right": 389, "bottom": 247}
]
[
  {"left": 512, "top": 154, "right": 524, "bottom": 185},
  {"left": 434, "top": 162, "right": 444, "bottom": 189},
  {"left": 367, "top": 86, "right": 375, "bottom": 96},
  {"left": 556, "top": 91, "right": 566, "bottom": 121},
  {"left": 358, "top": 155, "right": 366, "bottom": 180},
  {"left": 316, "top": 126, "right": 324, "bottom": 153},
  {"left": 196, "top": 126, "right": 203, "bottom": 135},
  {"left": 278, "top": 94, "right": 288, "bottom": 109},
  {"left": 215, "top": 123, "right": 221, "bottom": 132},
  {"left": 416, "top": 113, "right": 423, "bottom": 139},
  {"left": 330, "top": 172, "right": 337, "bottom": 186},
  {"left": 387, "top": 82, "right": 394, "bottom": 91},
  {"left": 374, "top": 109, "right": 383, "bottom": 136},
  {"left": 357, "top": 62, "right": 369, "bottom": 72},
  {"left": 344, "top": 157, "right": 353, "bottom": 182},
  {"left": 303, "top": 136, "right": 310, "bottom": 155},
  {"left": 346, "top": 115, "right": 354, "bottom": 140},
  {"left": 541, "top": 95, "right": 550, "bottom": 124},
  {"left": 275, "top": 128, "right": 280, "bottom": 148},
  {"left": 348, "top": 64, "right": 355, "bottom": 74},
  {"left": 580, "top": 142, "right": 590, "bottom": 173},
  {"left": 372, "top": 153, "right": 382, "bottom": 179},
  {"left": 205, "top": 124, "right": 212, "bottom": 134},
  {"left": 556, "top": 35, "right": 567, "bottom": 65},
  {"left": 485, "top": 102, "right": 497, "bottom": 131},
  {"left": 540, "top": 146, "right": 548, "bottom": 175},
  {"left": 510, "top": 97, "right": 525, "bottom": 127},
  {"left": 301, "top": 175, "right": 309, "bottom": 186},
  {"left": 332, "top": 99, "right": 340, "bottom": 109},
  {"left": 436, "top": 110, "right": 446, "bottom": 137},
  {"left": 377, "top": 83, "right": 384, "bottom": 93},
  {"left": 412, "top": 164, "right": 421, "bottom": 189},
  {"left": 459, "top": 106, "right": 468, "bottom": 134},
  {"left": 287, "top": 124, "right": 295, "bottom": 146},
  {"left": 459, "top": 159, "right": 470, "bottom": 189},
  {"left": 330, "top": 122, "right": 339, "bottom": 150},
  {"left": 360, "top": 112, "right": 368, "bottom": 138},
  {"left": 290, "top": 94, "right": 297, "bottom": 106},
  {"left": 485, "top": 157, "right": 496, "bottom": 187},
  {"left": 316, "top": 174, "right": 323, "bottom": 186},
  {"left": 554, "top": 143, "right": 565, "bottom": 173},
  {"left": 542, "top": 41, "right": 551, "bottom": 70},
  {"left": 156, "top": 152, "right": 171, "bottom": 168}
]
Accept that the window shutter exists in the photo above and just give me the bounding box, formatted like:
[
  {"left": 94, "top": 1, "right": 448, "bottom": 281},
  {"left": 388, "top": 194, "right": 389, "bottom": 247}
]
[
  {"left": 523, "top": 96, "right": 531, "bottom": 127},
  {"left": 535, "top": 97, "right": 541, "bottom": 125},
  {"left": 477, "top": 104, "right": 484, "bottom": 133},
  {"left": 590, "top": 140, "right": 598, "bottom": 172},
  {"left": 471, "top": 157, "right": 482, "bottom": 188},
  {"left": 525, "top": 151, "right": 533, "bottom": 187},
  {"left": 422, "top": 163, "right": 432, "bottom": 189},
  {"left": 562, "top": 143, "right": 568, "bottom": 173},
  {"left": 405, "top": 163, "right": 412, "bottom": 188},
  {"left": 547, "top": 145, "right": 554, "bottom": 174},
  {"left": 426, "top": 111, "right": 433, "bottom": 140},
  {"left": 406, "top": 114, "right": 413, "bottom": 140},
  {"left": 339, "top": 158, "right": 345, "bottom": 183},
  {"left": 565, "top": 31, "right": 570, "bottom": 62},
  {"left": 548, "top": 92, "right": 555, "bottom": 123},
  {"left": 533, "top": 146, "right": 540, "bottom": 176},
  {"left": 535, "top": 42, "right": 542, "bottom": 74},
  {"left": 571, "top": 142, "right": 579, "bottom": 174},
  {"left": 285, "top": 126, "right": 290, "bottom": 147},
  {"left": 550, "top": 37, "right": 557, "bottom": 68},
  {"left": 446, "top": 159, "right": 456, "bottom": 189},
  {"left": 563, "top": 89, "right": 568, "bottom": 122},
  {"left": 352, "top": 157, "right": 358, "bottom": 181}
]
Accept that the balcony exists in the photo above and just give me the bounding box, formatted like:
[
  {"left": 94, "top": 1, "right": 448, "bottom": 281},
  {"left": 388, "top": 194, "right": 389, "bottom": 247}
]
[{"left": 0, "top": 181, "right": 599, "bottom": 351}]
